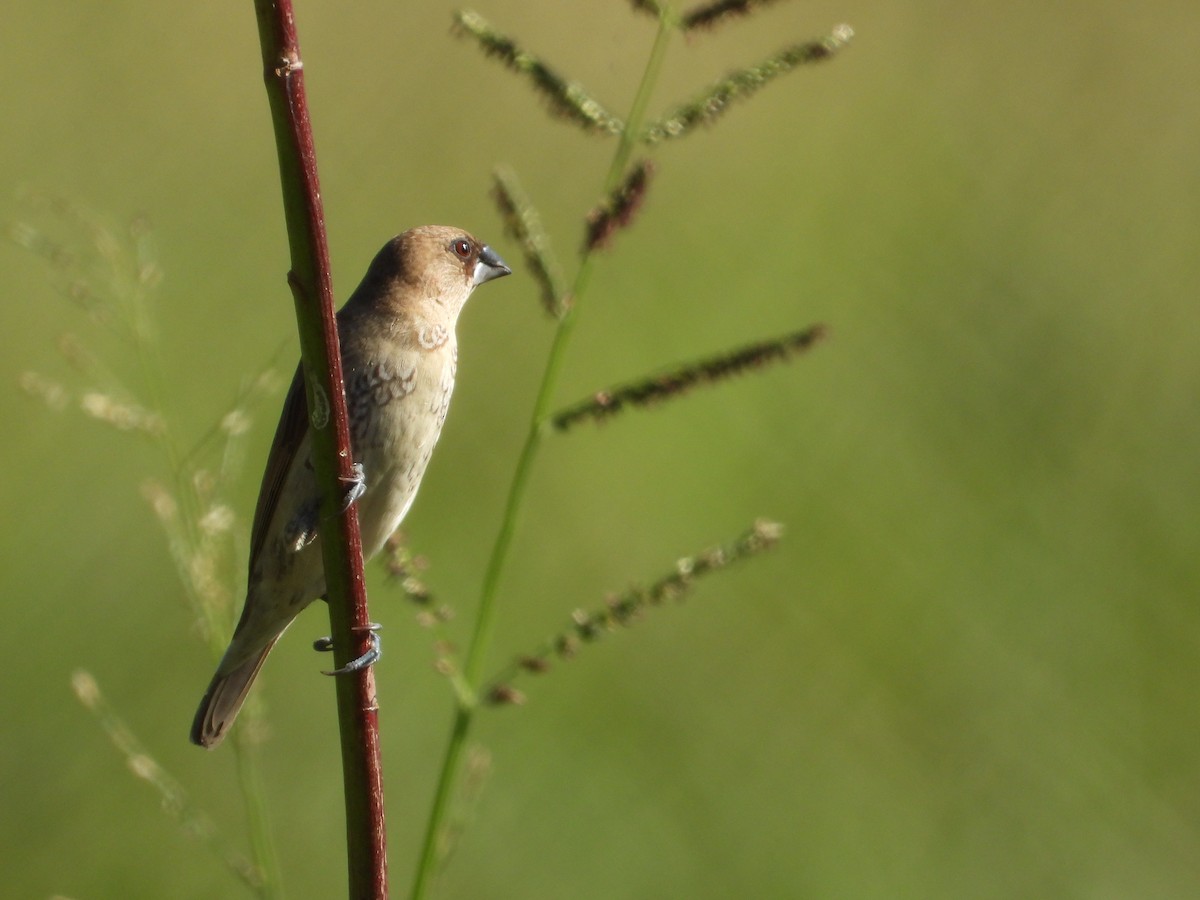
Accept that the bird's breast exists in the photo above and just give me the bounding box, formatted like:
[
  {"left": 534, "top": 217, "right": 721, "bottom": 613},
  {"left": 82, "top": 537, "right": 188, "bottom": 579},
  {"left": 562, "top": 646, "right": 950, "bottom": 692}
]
[{"left": 344, "top": 341, "right": 457, "bottom": 556}]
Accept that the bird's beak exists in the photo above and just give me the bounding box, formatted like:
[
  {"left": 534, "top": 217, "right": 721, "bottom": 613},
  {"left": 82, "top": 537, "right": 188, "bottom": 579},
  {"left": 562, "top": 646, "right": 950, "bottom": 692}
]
[{"left": 473, "top": 244, "right": 512, "bottom": 286}]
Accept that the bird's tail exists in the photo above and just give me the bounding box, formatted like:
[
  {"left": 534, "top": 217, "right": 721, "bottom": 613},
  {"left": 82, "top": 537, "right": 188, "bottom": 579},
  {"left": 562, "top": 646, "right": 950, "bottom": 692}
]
[{"left": 189, "top": 640, "right": 278, "bottom": 749}]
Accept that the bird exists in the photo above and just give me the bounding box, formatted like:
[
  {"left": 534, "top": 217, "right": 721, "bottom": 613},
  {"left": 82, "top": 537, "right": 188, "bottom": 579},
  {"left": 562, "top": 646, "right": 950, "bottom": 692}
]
[{"left": 190, "top": 225, "right": 510, "bottom": 748}]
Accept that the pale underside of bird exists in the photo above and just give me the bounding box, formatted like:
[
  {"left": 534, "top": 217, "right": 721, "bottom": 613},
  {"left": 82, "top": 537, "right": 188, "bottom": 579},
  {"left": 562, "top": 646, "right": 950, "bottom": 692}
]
[{"left": 190, "top": 225, "right": 510, "bottom": 748}]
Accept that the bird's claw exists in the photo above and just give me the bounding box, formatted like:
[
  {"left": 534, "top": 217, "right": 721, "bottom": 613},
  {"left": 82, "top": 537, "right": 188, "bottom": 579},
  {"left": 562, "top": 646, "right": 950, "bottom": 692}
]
[
  {"left": 315, "top": 622, "right": 383, "bottom": 675},
  {"left": 339, "top": 463, "right": 366, "bottom": 512}
]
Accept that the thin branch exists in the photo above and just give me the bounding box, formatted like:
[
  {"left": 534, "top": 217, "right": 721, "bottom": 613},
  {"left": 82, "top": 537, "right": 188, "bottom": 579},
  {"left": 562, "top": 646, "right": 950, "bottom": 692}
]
[{"left": 250, "top": 2, "right": 386, "bottom": 897}]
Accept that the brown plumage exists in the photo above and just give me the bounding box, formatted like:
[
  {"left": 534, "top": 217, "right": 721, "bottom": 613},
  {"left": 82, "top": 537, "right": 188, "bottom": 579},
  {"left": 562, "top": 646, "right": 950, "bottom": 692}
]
[{"left": 190, "top": 226, "right": 510, "bottom": 748}]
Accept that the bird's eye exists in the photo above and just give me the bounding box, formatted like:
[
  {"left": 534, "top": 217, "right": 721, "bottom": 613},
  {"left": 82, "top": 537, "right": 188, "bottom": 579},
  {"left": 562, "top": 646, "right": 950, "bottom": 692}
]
[{"left": 450, "top": 238, "right": 472, "bottom": 260}]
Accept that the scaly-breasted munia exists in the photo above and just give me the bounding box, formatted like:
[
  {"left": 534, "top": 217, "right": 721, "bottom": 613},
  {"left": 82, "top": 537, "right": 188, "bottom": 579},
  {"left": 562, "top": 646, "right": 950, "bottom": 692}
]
[{"left": 190, "top": 225, "right": 510, "bottom": 748}]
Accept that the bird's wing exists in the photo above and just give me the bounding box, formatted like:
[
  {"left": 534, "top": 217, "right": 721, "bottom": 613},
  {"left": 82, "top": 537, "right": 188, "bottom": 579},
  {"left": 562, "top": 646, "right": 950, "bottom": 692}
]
[{"left": 249, "top": 363, "right": 310, "bottom": 565}]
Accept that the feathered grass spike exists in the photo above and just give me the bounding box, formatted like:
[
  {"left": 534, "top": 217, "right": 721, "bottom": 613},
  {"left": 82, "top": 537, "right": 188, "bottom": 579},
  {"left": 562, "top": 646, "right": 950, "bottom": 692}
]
[
  {"left": 643, "top": 24, "right": 854, "bottom": 143},
  {"left": 484, "top": 520, "right": 784, "bottom": 700},
  {"left": 584, "top": 159, "right": 656, "bottom": 252},
  {"left": 380, "top": 535, "right": 473, "bottom": 702},
  {"left": 15, "top": 197, "right": 288, "bottom": 893},
  {"left": 381, "top": 533, "right": 439, "bottom": 616},
  {"left": 7, "top": 192, "right": 162, "bottom": 343},
  {"left": 629, "top": 0, "right": 670, "bottom": 19},
  {"left": 70, "top": 669, "right": 265, "bottom": 891},
  {"left": 681, "top": 0, "right": 786, "bottom": 32},
  {"left": 553, "top": 323, "right": 827, "bottom": 430},
  {"left": 454, "top": 10, "right": 624, "bottom": 136},
  {"left": 11, "top": 195, "right": 275, "bottom": 673},
  {"left": 491, "top": 166, "right": 568, "bottom": 318},
  {"left": 79, "top": 391, "right": 166, "bottom": 435},
  {"left": 435, "top": 746, "right": 495, "bottom": 868},
  {"left": 18, "top": 371, "right": 70, "bottom": 410}
]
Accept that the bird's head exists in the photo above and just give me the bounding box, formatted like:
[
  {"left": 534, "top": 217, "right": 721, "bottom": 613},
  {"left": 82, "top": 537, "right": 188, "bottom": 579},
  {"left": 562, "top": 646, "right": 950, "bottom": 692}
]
[{"left": 356, "top": 225, "right": 511, "bottom": 322}]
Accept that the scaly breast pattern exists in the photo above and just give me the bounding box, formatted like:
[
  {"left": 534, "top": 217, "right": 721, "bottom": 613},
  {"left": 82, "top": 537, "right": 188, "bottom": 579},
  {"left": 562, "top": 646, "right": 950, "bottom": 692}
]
[{"left": 345, "top": 333, "right": 457, "bottom": 557}]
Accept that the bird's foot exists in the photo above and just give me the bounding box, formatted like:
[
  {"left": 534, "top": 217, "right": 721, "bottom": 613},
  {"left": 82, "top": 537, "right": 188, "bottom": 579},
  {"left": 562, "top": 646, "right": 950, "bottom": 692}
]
[
  {"left": 339, "top": 463, "right": 366, "bottom": 512},
  {"left": 314, "top": 622, "right": 382, "bottom": 675}
]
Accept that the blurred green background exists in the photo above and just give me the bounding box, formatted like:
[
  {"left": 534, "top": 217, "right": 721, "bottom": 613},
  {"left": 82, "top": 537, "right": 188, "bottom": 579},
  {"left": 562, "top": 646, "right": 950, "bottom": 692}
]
[{"left": 3, "top": 1, "right": 1198, "bottom": 897}]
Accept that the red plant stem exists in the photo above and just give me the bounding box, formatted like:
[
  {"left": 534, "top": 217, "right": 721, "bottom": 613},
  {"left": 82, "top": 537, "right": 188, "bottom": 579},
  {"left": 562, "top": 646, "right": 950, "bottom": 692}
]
[{"left": 251, "top": 2, "right": 387, "bottom": 897}]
